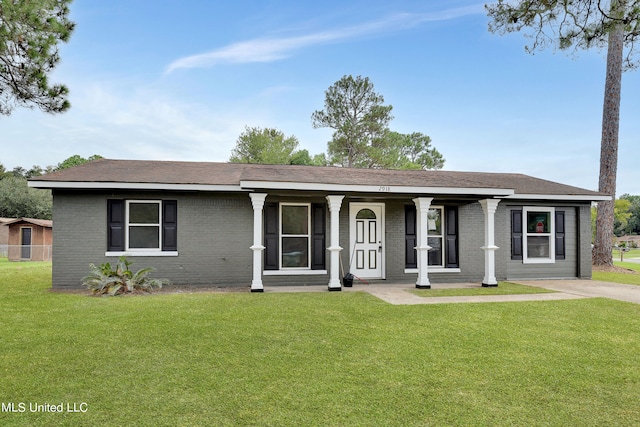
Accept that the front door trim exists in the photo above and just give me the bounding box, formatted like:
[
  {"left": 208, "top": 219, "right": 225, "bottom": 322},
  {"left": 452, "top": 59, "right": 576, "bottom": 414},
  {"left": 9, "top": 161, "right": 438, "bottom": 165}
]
[{"left": 349, "top": 202, "right": 385, "bottom": 279}]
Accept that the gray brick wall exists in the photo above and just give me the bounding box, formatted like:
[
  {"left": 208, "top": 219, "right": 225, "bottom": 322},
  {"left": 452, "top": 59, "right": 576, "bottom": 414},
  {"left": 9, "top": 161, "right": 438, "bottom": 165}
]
[
  {"left": 457, "top": 202, "right": 488, "bottom": 282},
  {"left": 51, "top": 190, "right": 592, "bottom": 289},
  {"left": 504, "top": 203, "right": 592, "bottom": 280},
  {"left": 52, "top": 190, "right": 254, "bottom": 288},
  {"left": 578, "top": 205, "right": 593, "bottom": 278}
]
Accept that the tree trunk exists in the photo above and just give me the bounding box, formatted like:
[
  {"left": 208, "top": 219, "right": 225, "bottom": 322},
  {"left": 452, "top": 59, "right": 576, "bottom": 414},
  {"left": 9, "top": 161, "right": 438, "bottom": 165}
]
[{"left": 593, "top": 17, "right": 624, "bottom": 266}]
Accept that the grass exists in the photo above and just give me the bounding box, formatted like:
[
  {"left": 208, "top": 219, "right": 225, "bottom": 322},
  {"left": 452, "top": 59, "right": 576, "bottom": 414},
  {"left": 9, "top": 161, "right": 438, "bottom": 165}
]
[
  {"left": 410, "top": 281, "right": 555, "bottom": 297},
  {"left": 593, "top": 260, "right": 640, "bottom": 285},
  {"left": 2, "top": 260, "right": 640, "bottom": 426},
  {"left": 612, "top": 248, "right": 640, "bottom": 260}
]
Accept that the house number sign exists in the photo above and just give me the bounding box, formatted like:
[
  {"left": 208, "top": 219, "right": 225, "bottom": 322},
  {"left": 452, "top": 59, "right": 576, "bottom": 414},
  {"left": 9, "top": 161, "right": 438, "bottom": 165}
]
[{"left": 378, "top": 186, "right": 391, "bottom": 192}]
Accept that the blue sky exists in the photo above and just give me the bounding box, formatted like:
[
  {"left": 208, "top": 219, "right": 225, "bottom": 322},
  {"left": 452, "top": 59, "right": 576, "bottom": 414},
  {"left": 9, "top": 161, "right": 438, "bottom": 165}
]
[{"left": 4, "top": 0, "right": 640, "bottom": 195}]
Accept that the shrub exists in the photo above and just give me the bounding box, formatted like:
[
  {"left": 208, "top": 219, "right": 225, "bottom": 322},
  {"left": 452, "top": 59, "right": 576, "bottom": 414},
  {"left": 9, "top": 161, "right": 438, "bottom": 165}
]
[{"left": 82, "top": 256, "right": 170, "bottom": 296}]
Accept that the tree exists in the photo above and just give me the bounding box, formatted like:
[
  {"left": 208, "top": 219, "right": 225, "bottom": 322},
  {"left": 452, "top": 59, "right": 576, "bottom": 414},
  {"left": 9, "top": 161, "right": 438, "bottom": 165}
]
[
  {"left": 0, "top": 175, "right": 51, "bottom": 219},
  {"left": 0, "top": 0, "right": 75, "bottom": 116},
  {"left": 613, "top": 197, "right": 632, "bottom": 235},
  {"left": 55, "top": 154, "right": 102, "bottom": 171},
  {"left": 229, "top": 126, "right": 301, "bottom": 164},
  {"left": 289, "top": 149, "right": 328, "bottom": 166},
  {"left": 368, "top": 131, "right": 445, "bottom": 170},
  {"left": 312, "top": 75, "right": 394, "bottom": 168},
  {"left": 485, "top": 1, "right": 640, "bottom": 266},
  {"left": 617, "top": 194, "right": 640, "bottom": 235}
]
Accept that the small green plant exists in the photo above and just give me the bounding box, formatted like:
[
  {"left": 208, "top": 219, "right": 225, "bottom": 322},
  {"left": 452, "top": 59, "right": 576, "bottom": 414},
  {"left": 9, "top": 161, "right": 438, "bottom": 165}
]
[{"left": 82, "top": 256, "right": 170, "bottom": 295}]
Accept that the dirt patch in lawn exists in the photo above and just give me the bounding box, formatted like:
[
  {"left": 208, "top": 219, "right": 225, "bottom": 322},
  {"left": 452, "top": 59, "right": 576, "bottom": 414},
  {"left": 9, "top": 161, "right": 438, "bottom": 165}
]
[{"left": 593, "top": 264, "right": 638, "bottom": 274}]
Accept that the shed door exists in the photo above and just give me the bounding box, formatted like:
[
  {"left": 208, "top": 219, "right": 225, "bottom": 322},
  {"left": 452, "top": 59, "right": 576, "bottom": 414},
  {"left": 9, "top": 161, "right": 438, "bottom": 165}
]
[{"left": 21, "top": 228, "right": 32, "bottom": 260}]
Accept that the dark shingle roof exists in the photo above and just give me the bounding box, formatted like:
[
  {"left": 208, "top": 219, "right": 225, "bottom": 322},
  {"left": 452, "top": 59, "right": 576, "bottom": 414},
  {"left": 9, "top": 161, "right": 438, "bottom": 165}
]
[
  {"left": 30, "top": 158, "right": 604, "bottom": 198},
  {"left": 5, "top": 218, "right": 52, "bottom": 227}
]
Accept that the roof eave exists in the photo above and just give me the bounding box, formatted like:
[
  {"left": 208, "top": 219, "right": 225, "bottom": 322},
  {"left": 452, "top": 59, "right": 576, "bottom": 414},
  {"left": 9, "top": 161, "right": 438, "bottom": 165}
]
[
  {"left": 501, "top": 194, "right": 610, "bottom": 201},
  {"left": 239, "top": 180, "right": 515, "bottom": 196},
  {"left": 28, "top": 181, "right": 245, "bottom": 192}
]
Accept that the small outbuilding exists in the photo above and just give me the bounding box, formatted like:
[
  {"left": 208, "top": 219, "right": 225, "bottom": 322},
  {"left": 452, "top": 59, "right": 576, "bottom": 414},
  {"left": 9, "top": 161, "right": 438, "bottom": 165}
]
[
  {"left": 0, "top": 217, "right": 14, "bottom": 257},
  {"left": 6, "top": 218, "right": 53, "bottom": 261}
]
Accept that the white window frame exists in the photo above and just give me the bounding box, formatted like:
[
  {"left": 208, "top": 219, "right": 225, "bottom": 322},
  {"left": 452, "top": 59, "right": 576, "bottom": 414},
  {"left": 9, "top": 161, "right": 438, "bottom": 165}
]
[
  {"left": 427, "top": 206, "right": 444, "bottom": 268},
  {"left": 405, "top": 205, "right": 462, "bottom": 274},
  {"left": 522, "top": 206, "right": 555, "bottom": 264},
  {"left": 279, "top": 202, "right": 311, "bottom": 270},
  {"left": 126, "top": 200, "right": 162, "bottom": 253}
]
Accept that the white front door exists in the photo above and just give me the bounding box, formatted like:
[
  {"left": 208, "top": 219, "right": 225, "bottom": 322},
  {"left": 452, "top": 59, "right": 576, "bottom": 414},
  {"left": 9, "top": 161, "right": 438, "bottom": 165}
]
[{"left": 349, "top": 203, "right": 384, "bottom": 279}]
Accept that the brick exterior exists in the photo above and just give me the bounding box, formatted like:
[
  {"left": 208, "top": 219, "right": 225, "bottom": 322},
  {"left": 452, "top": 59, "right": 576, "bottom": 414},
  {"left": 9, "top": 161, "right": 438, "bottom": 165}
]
[{"left": 50, "top": 189, "right": 593, "bottom": 289}]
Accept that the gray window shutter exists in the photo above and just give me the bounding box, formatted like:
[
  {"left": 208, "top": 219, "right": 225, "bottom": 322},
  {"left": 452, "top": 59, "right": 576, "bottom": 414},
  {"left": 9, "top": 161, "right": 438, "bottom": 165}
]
[
  {"left": 511, "top": 209, "right": 523, "bottom": 260},
  {"left": 162, "top": 200, "right": 178, "bottom": 251},
  {"left": 107, "top": 199, "right": 125, "bottom": 251},
  {"left": 555, "top": 210, "right": 565, "bottom": 260},
  {"left": 311, "top": 203, "right": 326, "bottom": 270},
  {"left": 405, "top": 205, "right": 417, "bottom": 269},
  {"left": 445, "top": 207, "right": 459, "bottom": 268},
  {"left": 263, "top": 202, "right": 279, "bottom": 270}
]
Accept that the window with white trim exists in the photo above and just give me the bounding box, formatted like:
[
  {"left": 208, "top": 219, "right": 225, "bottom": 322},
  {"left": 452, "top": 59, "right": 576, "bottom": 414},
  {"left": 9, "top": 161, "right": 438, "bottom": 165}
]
[
  {"left": 107, "top": 199, "right": 177, "bottom": 255},
  {"left": 405, "top": 205, "right": 458, "bottom": 270},
  {"left": 427, "top": 207, "right": 444, "bottom": 267},
  {"left": 127, "top": 201, "right": 161, "bottom": 250},
  {"left": 280, "top": 203, "right": 311, "bottom": 269},
  {"left": 523, "top": 206, "right": 555, "bottom": 263}
]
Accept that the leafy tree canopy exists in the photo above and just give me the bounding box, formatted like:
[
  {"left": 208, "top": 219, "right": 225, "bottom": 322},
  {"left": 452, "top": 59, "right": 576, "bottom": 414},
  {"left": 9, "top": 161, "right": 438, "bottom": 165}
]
[
  {"left": 312, "top": 75, "right": 394, "bottom": 168},
  {"left": 289, "top": 149, "right": 328, "bottom": 166},
  {"left": 368, "top": 131, "right": 445, "bottom": 170},
  {"left": 486, "top": 0, "right": 640, "bottom": 69},
  {"left": 0, "top": 0, "right": 75, "bottom": 115},
  {"left": 0, "top": 154, "right": 101, "bottom": 219},
  {"left": 55, "top": 154, "right": 102, "bottom": 171},
  {"left": 0, "top": 175, "right": 51, "bottom": 219},
  {"left": 229, "top": 126, "right": 300, "bottom": 164},
  {"left": 615, "top": 193, "right": 640, "bottom": 235},
  {"left": 486, "top": 1, "right": 640, "bottom": 265},
  {"left": 229, "top": 126, "right": 325, "bottom": 166},
  {"left": 312, "top": 75, "right": 444, "bottom": 169}
]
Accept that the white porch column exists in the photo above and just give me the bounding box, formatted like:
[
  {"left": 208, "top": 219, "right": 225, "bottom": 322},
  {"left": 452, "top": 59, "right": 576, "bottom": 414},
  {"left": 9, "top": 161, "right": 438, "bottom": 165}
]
[
  {"left": 249, "top": 193, "right": 268, "bottom": 292},
  {"left": 326, "top": 195, "right": 345, "bottom": 291},
  {"left": 413, "top": 197, "right": 434, "bottom": 289},
  {"left": 480, "top": 199, "right": 500, "bottom": 287}
]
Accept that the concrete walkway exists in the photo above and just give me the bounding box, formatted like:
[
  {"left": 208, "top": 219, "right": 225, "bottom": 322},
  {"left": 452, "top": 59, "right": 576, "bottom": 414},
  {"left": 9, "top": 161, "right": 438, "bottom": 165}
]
[
  {"left": 515, "top": 279, "right": 640, "bottom": 305},
  {"left": 264, "top": 280, "right": 640, "bottom": 305}
]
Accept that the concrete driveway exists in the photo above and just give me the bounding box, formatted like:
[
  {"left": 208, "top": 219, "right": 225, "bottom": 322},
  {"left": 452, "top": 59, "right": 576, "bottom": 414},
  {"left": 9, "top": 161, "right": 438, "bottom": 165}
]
[
  {"left": 514, "top": 280, "right": 640, "bottom": 305},
  {"left": 265, "top": 280, "right": 640, "bottom": 305}
]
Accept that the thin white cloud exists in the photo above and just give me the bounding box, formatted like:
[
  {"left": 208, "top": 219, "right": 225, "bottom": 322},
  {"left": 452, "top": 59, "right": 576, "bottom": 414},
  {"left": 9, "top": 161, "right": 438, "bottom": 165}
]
[{"left": 165, "top": 5, "right": 484, "bottom": 74}]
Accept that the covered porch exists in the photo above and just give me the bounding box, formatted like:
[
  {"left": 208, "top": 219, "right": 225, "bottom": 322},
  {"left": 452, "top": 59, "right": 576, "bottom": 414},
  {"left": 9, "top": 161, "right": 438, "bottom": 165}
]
[{"left": 247, "top": 191, "right": 503, "bottom": 292}]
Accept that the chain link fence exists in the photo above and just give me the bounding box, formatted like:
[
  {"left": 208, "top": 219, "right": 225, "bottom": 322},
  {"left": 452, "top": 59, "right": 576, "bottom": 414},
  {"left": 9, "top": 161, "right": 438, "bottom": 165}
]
[{"left": 0, "top": 245, "right": 52, "bottom": 261}]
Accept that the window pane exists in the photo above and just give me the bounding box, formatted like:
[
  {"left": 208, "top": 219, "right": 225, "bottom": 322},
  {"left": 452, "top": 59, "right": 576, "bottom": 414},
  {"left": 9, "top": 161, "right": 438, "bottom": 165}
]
[
  {"left": 129, "top": 226, "right": 160, "bottom": 248},
  {"left": 130, "top": 203, "right": 159, "bottom": 224},
  {"left": 282, "top": 205, "right": 308, "bottom": 235},
  {"left": 282, "top": 237, "right": 308, "bottom": 267},
  {"left": 427, "top": 208, "right": 441, "bottom": 235},
  {"left": 527, "top": 236, "right": 550, "bottom": 258},
  {"left": 527, "top": 212, "right": 550, "bottom": 234},
  {"left": 428, "top": 236, "right": 443, "bottom": 266},
  {"left": 356, "top": 208, "right": 376, "bottom": 219}
]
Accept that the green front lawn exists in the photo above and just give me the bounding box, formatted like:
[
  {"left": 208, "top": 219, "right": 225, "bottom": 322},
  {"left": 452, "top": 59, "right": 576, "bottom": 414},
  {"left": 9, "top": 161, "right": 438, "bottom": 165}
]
[
  {"left": 411, "top": 281, "right": 555, "bottom": 297},
  {"left": 2, "top": 260, "right": 640, "bottom": 426},
  {"left": 613, "top": 248, "right": 640, "bottom": 259},
  {"left": 593, "top": 260, "right": 640, "bottom": 285}
]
